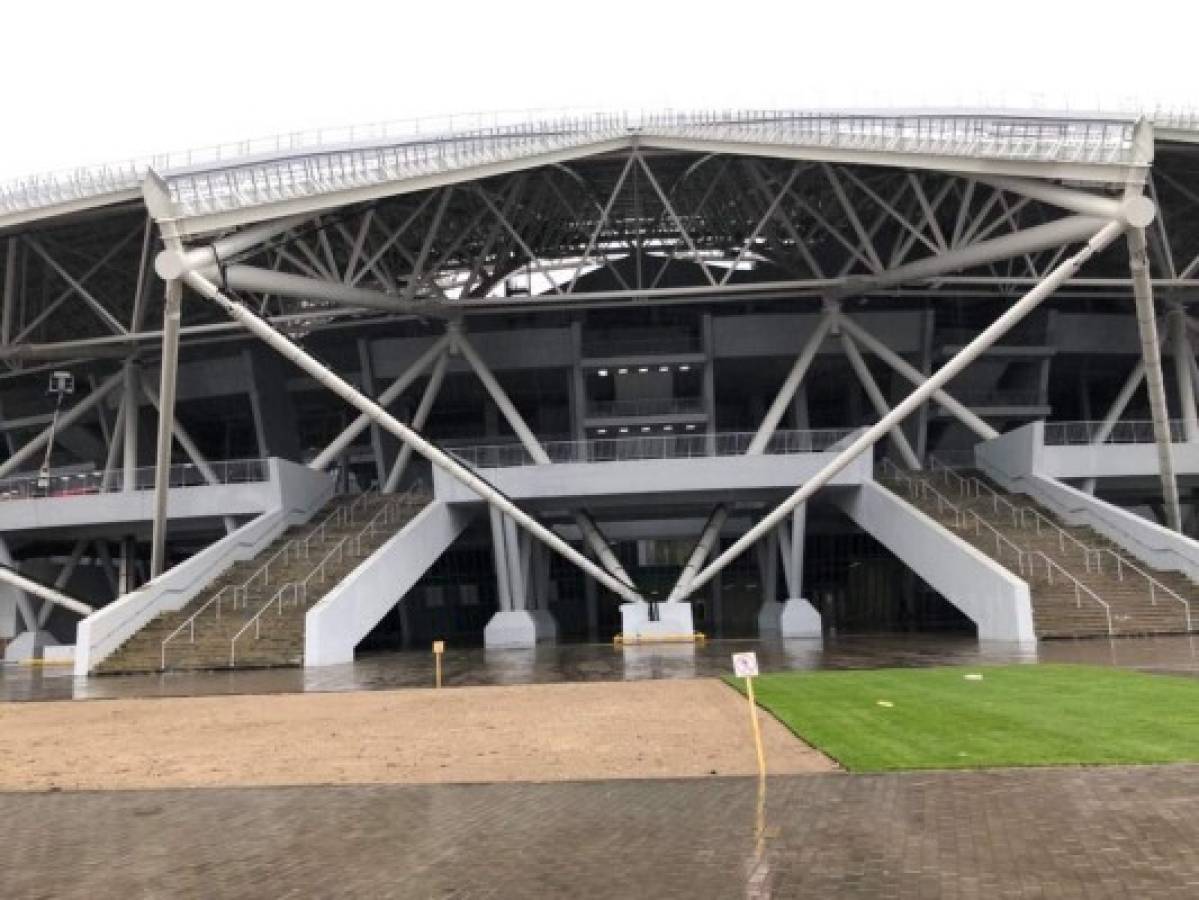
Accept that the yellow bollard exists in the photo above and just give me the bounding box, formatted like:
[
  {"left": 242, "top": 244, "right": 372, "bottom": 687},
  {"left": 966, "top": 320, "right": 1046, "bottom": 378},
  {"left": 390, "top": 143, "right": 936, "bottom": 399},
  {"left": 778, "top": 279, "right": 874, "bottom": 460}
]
[{"left": 432, "top": 640, "right": 445, "bottom": 689}]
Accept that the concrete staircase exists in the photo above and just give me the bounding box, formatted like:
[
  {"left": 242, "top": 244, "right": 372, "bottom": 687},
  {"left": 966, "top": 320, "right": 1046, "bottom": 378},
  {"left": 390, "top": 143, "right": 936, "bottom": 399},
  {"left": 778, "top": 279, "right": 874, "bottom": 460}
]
[
  {"left": 97, "top": 488, "right": 430, "bottom": 673},
  {"left": 878, "top": 462, "right": 1196, "bottom": 639}
]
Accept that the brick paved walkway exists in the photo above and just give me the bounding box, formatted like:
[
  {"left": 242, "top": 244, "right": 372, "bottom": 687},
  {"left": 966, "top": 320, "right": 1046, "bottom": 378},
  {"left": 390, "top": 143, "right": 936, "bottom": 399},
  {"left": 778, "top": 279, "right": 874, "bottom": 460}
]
[{"left": 4, "top": 766, "right": 1199, "bottom": 898}]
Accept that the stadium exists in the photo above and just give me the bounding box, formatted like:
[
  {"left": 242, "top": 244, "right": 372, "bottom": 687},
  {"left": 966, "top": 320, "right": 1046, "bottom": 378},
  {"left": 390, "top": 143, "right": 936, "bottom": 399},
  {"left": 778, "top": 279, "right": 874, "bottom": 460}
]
[{"left": 2, "top": 107, "right": 1199, "bottom": 678}]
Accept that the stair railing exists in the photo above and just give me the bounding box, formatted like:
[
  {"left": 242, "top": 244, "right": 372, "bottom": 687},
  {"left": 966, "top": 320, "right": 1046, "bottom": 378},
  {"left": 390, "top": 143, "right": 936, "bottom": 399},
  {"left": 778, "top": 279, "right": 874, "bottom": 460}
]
[
  {"left": 1086, "top": 547, "right": 1193, "bottom": 630},
  {"left": 927, "top": 456, "right": 971, "bottom": 496},
  {"left": 346, "top": 484, "right": 381, "bottom": 523},
  {"left": 229, "top": 583, "right": 301, "bottom": 667},
  {"left": 943, "top": 467, "right": 1096, "bottom": 568},
  {"left": 229, "top": 532, "right": 359, "bottom": 665},
  {"left": 877, "top": 459, "right": 965, "bottom": 527},
  {"left": 962, "top": 510, "right": 1030, "bottom": 574},
  {"left": 227, "top": 483, "right": 429, "bottom": 667},
  {"left": 1027, "top": 550, "right": 1114, "bottom": 636},
  {"left": 349, "top": 481, "right": 428, "bottom": 556},
  {"left": 159, "top": 584, "right": 234, "bottom": 669}
]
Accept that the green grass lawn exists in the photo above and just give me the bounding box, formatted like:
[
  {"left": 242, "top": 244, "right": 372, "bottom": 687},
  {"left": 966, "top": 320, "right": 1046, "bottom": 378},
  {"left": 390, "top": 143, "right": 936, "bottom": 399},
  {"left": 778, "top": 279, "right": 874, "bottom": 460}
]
[{"left": 727, "top": 664, "right": 1199, "bottom": 772}]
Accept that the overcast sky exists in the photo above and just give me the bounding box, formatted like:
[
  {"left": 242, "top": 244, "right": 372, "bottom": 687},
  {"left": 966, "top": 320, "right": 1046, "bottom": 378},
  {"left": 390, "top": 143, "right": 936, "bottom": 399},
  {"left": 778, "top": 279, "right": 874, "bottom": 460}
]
[{"left": 1, "top": 0, "right": 1194, "bottom": 181}]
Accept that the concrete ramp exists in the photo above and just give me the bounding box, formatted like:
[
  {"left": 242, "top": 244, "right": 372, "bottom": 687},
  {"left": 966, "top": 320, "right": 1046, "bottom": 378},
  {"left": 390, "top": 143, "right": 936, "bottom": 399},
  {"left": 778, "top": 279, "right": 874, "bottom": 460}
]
[
  {"left": 832, "top": 481, "right": 1036, "bottom": 641},
  {"left": 305, "top": 500, "right": 474, "bottom": 666}
]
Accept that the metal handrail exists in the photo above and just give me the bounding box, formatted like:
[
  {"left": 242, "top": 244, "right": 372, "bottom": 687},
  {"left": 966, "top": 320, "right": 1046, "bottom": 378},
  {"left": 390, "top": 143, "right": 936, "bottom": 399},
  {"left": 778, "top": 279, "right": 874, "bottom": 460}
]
[
  {"left": 240, "top": 496, "right": 356, "bottom": 603},
  {"left": 0, "top": 457, "right": 270, "bottom": 502},
  {"left": 3, "top": 109, "right": 1146, "bottom": 220},
  {"left": 159, "top": 585, "right": 233, "bottom": 669},
  {"left": 933, "top": 460, "right": 1094, "bottom": 563},
  {"left": 927, "top": 456, "right": 971, "bottom": 495},
  {"left": 878, "top": 458, "right": 965, "bottom": 528},
  {"left": 1027, "top": 550, "right": 1114, "bottom": 636},
  {"left": 962, "top": 510, "right": 1030, "bottom": 574},
  {"left": 229, "top": 483, "right": 428, "bottom": 666},
  {"left": 450, "top": 428, "right": 857, "bottom": 468},
  {"left": 1086, "top": 547, "right": 1193, "bottom": 630},
  {"left": 1042, "top": 419, "right": 1187, "bottom": 446}
]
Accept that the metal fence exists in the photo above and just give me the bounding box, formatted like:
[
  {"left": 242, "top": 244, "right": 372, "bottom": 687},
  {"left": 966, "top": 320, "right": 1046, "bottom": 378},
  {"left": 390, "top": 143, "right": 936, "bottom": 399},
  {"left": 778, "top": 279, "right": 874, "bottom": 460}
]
[
  {"left": 448, "top": 428, "right": 857, "bottom": 468},
  {"left": 0, "top": 458, "right": 269, "bottom": 501},
  {"left": 1042, "top": 420, "right": 1187, "bottom": 446},
  {"left": 1, "top": 107, "right": 1151, "bottom": 220}
]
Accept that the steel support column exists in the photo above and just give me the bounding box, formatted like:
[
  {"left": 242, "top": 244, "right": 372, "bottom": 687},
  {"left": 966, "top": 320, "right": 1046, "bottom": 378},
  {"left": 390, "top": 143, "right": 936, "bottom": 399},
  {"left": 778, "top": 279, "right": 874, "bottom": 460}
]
[
  {"left": 1128, "top": 226, "right": 1183, "bottom": 532},
  {"left": 149, "top": 279, "right": 182, "bottom": 577}
]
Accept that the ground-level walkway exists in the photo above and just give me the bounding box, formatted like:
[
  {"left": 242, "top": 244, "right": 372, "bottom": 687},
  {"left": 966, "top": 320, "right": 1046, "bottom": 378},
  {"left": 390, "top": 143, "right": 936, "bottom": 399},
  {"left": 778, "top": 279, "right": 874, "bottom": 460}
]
[
  {"left": 0, "top": 680, "right": 831, "bottom": 791},
  {"left": 4, "top": 766, "right": 1199, "bottom": 898}
]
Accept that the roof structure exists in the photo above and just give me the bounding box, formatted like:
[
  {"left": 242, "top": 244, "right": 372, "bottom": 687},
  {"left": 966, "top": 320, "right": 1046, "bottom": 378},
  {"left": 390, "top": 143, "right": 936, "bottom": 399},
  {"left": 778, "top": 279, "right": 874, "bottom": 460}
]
[{"left": 4, "top": 107, "right": 1193, "bottom": 235}]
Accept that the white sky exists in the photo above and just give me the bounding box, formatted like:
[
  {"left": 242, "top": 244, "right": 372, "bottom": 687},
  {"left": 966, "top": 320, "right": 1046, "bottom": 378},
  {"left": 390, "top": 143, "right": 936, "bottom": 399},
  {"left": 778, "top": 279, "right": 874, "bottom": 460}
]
[{"left": 1, "top": 0, "right": 1195, "bottom": 182}]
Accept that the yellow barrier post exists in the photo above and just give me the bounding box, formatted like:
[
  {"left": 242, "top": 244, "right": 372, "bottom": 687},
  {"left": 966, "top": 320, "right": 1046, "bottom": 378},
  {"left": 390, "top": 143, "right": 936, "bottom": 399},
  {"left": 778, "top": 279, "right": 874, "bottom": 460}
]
[
  {"left": 432, "top": 640, "right": 445, "bottom": 688},
  {"left": 732, "top": 651, "right": 766, "bottom": 778}
]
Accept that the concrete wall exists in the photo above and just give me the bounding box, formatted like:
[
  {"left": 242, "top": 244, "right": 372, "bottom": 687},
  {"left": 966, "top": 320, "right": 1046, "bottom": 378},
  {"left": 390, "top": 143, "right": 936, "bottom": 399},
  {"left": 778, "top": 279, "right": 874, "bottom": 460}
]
[
  {"left": 833, "top": 480, "right": 1036, "bottom": 641},
  {"left": 74, "top": 459, "right": 334, "bottom": 678},
  {"left": 305, "top": 500, "right": 473, "bottom": 666}
]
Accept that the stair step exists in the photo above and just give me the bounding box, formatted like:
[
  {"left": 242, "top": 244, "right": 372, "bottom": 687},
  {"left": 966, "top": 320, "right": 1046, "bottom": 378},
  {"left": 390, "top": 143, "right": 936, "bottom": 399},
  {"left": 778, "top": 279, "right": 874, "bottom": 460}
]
[
  {"left": 96, "top": 491, "right": 430, "bottom": 674},
  {"left": 881, "top": 470, "right": 1198, "bottom": 639}
]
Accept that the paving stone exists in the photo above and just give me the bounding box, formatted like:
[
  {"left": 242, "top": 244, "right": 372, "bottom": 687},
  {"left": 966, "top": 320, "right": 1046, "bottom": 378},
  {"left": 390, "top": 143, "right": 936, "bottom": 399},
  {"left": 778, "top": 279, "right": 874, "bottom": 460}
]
[{"left": 4, "top": 766, "right": 1199, "bottom": 898}]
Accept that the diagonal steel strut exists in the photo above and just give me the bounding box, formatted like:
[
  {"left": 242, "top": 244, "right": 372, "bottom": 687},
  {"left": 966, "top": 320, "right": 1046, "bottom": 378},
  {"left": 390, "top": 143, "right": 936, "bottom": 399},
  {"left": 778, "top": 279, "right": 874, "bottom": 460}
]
[
  {"left": 673, "top": 218, "right": 1127, "bottom": 602},
  {"left": 181, "top": 269, "right": 644, "bottom": 604}
]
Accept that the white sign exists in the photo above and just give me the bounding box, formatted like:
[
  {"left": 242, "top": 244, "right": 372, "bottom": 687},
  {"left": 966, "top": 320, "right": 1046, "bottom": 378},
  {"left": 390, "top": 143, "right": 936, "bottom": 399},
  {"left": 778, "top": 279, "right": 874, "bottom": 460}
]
[{"left": 732, "top": 652, "right": 759, "bottom": 678}]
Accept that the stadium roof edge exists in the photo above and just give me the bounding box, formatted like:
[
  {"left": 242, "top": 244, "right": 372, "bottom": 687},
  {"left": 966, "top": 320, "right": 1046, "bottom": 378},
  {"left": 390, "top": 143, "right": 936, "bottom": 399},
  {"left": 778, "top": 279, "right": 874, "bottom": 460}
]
[{"left": 1, "top": 107, "right": 1190, "bottom": 236}]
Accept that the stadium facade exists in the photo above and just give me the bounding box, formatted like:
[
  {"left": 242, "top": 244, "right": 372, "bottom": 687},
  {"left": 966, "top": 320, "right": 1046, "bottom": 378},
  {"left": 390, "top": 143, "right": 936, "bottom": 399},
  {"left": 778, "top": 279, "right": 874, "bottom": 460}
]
[{"left": 1, "top": 108, "right": 1199, "bottom": 676}]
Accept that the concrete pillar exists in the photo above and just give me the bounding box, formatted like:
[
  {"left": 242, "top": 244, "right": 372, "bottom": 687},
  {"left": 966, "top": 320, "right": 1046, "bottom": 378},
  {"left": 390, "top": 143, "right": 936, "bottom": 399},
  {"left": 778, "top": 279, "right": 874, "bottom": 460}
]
[
  {"left": 701, "top": 313, "right": 716, "bottom": 453},
  {"left": 122, "top": 359, "right": 139, "bottom": 491},
  {"left": 484, "top": 512, "right": 556, "bottom": 647},
  {"left": 584, "top": 554, "right": 599, "bottom": 641},
  {"left": 760, "top": 506, "right": 820, "bottom": 638}
]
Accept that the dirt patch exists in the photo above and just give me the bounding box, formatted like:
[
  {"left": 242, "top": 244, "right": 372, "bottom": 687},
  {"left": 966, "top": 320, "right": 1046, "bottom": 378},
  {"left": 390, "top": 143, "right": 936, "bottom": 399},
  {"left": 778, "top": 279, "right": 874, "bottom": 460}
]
[{"left": 0, "top": 678, "right": 834, "bottom": 791}]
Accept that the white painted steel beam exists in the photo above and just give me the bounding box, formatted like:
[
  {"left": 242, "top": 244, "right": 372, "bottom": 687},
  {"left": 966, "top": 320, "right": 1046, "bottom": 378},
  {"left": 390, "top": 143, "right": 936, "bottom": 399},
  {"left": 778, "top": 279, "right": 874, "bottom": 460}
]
[
  {"left": 0, "top": 369, "right": 123, "bottom": 479},
  {"left": 181, "top": 269, "right": 643, "bottom": 603},
  {"left": 675, "top": 219, "right": 1127, "bottom": 601},
  {"left": 971, "top": 176, "right": 1123, "bottom": 219},
  {"left": 150, "top": 279, "right": 182, "bottom": 577},
  {"left": 1128, "top": 225, "right": 1183, "bottom": 532},
  {"left": 832, "top": 313, "right": 997, "bottom": 440},
  {"left": 0, "top": 565, "right": 92, "bottom": 618},
  {"left": 839, "top": 330, "right": 921, "bottom": 469},
  {"left": 383, "top": 349, "right": 448, "bottom": 492},
  {"left": 454, "top": 328, "right": 637, "bottom": 590},
  {"left": 746, "top": 313, "right": 834, "bottom": 454},
  {"left": 1169, "top": 306, "right": 1199, "bottom": 441},
  {"left": 309, "top": 335, "right": 451, "bottom": 470},
  {"left": 848, "top": 215, "right": 1110, "bottom": 292},
  {"left": 665, "top": 504, "right": 727, "bottom": 603}
]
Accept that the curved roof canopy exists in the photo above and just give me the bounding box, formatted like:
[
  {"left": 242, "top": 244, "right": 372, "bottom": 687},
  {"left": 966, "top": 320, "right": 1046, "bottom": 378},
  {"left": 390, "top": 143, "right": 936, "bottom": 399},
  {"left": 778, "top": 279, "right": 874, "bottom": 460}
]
[{"left": 1, "top": 107, "right": 1183, "bottom": 235}]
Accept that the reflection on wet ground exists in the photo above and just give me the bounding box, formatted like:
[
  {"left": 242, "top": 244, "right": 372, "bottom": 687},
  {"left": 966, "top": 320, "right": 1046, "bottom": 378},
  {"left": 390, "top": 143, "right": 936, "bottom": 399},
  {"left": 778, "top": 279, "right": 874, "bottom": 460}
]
[
  {"left": 6, "top": 767, "right": 1199, "bottom": 898},
  {"left": 5, "top": 631, "right": 1199, "bottom": 702}
]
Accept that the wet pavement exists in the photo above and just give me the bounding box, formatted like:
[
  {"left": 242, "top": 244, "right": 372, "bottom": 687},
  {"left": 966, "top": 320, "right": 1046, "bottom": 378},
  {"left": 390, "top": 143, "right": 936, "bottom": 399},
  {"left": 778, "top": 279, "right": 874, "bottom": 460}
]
[
  {"left": 4, "top": 766, "right": 1199, "bottom": 898},
  {"left": 6, "top": 632, "right": 1199, "bottom": 702}
]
